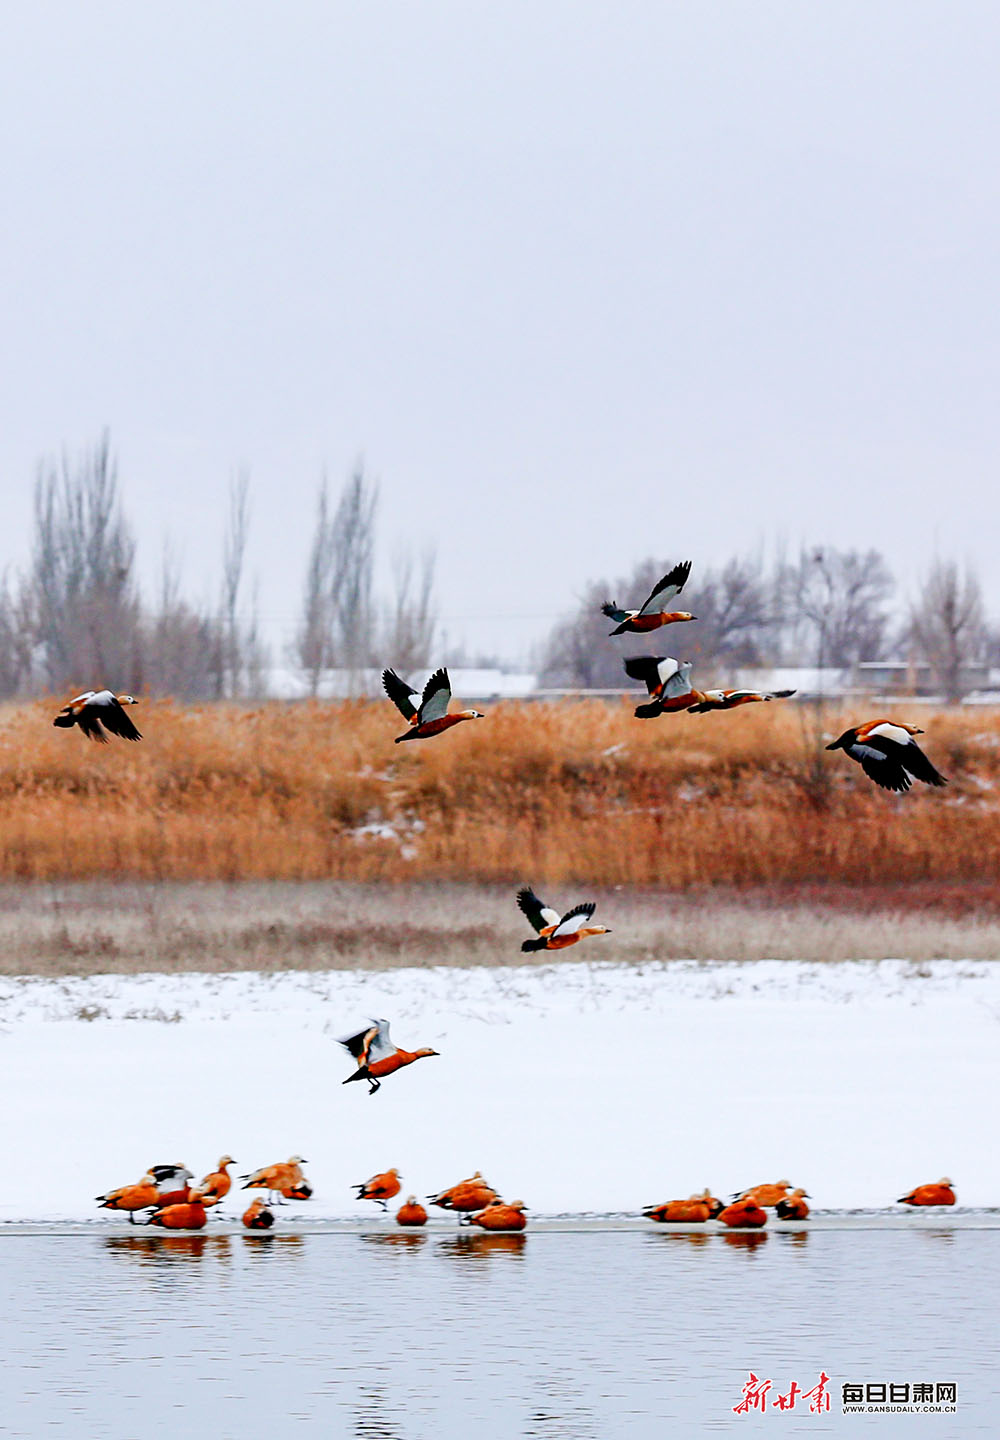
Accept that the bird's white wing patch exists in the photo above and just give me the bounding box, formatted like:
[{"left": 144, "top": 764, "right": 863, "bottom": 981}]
[
  {"left": 655, "top": 658, "right": 681, "bottom": 685},
  {"left": 539, "top": 906, "right": 561, "bottom": 929},
  {"left": 552, "top": 908, "right": 595, "bottom": 938},
  {"left": 368, "top": 1019, "right": 397, "bottom": 1061},
  {"left": 866, "top": 723, "right": 910, "bottom": 745}
]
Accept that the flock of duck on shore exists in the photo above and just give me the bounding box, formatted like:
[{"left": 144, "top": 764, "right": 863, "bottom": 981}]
[
  {"left": 56, "top": 559, "right": 952, "bottom": 1231},
  {"left": 96, "top": 1159, "right": 958, "bottom": 1233}
]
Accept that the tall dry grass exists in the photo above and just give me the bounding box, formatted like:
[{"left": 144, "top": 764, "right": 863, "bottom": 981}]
[{"left": 0, "top": 698, "right": 998, "bottom": 886}]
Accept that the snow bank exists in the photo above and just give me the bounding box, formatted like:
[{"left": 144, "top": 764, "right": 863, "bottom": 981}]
[{"left": 1, "top": 959, "right": 997, "bottom": 1220}]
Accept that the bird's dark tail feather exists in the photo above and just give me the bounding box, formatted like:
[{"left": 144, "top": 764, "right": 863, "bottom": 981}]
[
  {"left": 634, "top": 701, "right": 664, "bottom": 719},
  {"left": 520, "top": 937, "right": 547, "bottom": 953},
  {"left": 343, "top": 1067, "right": 371, "bottom": 1085}
]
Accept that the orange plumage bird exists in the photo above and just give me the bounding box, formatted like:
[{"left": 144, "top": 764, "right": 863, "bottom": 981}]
[
  {"left": 601, "top": 562, "right": 695, "bottom": 635},
  {"left": 146, "top": 1163, "right": 195, "bottom": 1206},
  {"left": 396, "top": 1196, "right": 429, "bottom": 1227},
  {"left": 240, "top": 1156, "right": 312, "bottom": 1201},
  {"left": 717, "top": 1198, "right": 768, "bottom": 1228},
  {"left": 199, "top": 1155, "right": 235, "bottom": 1203},
  {"left": 623, "top": 655, "right": 702, "bottom": 718},
  {"left": 428, "top": 1172, "right": 499, "bottom": 1220},
  {"left": 775, "top": 1188, "right": 810, "bottom": 1220},
  {"left": 643, "top": 1198, "right": 712, "bottom": 1223},
  {"left": 354, "top": 1167, "right": 402, "bottom": 1211},
  {"left": 149, "top": 1189, "right": 217, "bottom": 1231},
  {"left": 96, "top": 1174, "right": 160, "bottom": 1222},
  {"left": 516, "top": 888, "right": 611, "bottom": 953},
  {"left": 340, "top": 1019, "right": 439, "bottom": 1095},
  {"left": 470, "top": 1200, "right": 528, "bottom": 1232},
  {"left": 52, "top": 689, "right": 141, "bottom": 742},
  {"left": 687, "top": 687, "right": 796, "bottom": 713},
  {"left": 898, "top": 1178, "right": 956, "bottom": 1206},
  {"left": 242, "top": 1198, "right": 275, "bottom": 1230},
  {"left": 734, "top": 1180, "right": 793, "bottom": 1208},
  {"left": 826, "top": 719, "right": 947, "bottom": 793},
  {"left": 382, "top": 667, "right": 484, "bottom": 743}
]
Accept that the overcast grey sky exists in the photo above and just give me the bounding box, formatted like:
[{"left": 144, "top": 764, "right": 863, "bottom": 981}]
[{"left": 2, "top": 2, "right": 999, "bottom": 662}]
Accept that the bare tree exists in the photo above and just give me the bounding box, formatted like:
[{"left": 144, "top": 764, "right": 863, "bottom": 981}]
[
  {"left": 216, "top": 472, "right": 250, "bottom": 698},
  {"left": 684, "top": 556, "right": 774, "bottom": 668},
  {"left": 0, "top": 573, "right": 35, "bottom": 697},
  {"left": 540, "top": 554, "right": 776, "bottom": 688},
  {"left": 296, "top": 478, "right": 335, "bottom": 695},
  {"left": 384, "top": 547, "right": 437, "bottom": 673},
  {"left": 909, "top": 559, "right": 985, "bottom": 702},
  {"left": 294, "top": 463, "right": 379, "bottom": 693},
  {"left": 331, "top": 464, "right": 378, "bottom": 683},
  {"left": 779, "top": 547, "right": 895, "bottom": 669},
  {"left": 143, "top": 544, "right": 221, "bottom": 699},
  {"left": 29, "top": 433, "right": 141, "bottom": 692}
]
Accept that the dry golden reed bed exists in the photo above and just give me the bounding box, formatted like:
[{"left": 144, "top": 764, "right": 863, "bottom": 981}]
[{"left": 0, "top": 697, "right": 998, "bottom": 888}]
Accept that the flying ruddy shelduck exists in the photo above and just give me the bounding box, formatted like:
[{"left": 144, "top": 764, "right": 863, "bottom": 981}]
[
  {"left": 353, "top": 1168, "right": 403, "bottom": 1211},
  {"left": 198, "top": 1156, "right": 236, "bottom": 1203},
  {"left": 898, "top": 1178, "right": 956, "bottom": 1206},
  {"left": 52, "top": 689, "right": 141, "bottom": 742},
  {"left": 340, "top": 1018, "right": 439, "bottom": 1094},
  {"left": 622, "top": 655, "right": 698, "bottom": 718},
  {"left": 516, "top": 887, "right": 611, "bottom": 953},
  {"left": 96, "top": 1173, "right": 161, "bottom": 1222},
  {"left": 602, "top": 562, "right": 695, "bottom": 636},
  {"left": 240, "top": 1156, "right": 312, "bottom": 1202},
  {"left": 469, "top": 1199, "right": 528, "bottom": 1232},
  {"left": 826, "top": 720, "right": 947, "bottom": 793},
  {"left": 687, "top": 687, "right": 797, "bottom": 713},
  {"left": 382, "top": 666, "right": 484, "bottom": 743}
]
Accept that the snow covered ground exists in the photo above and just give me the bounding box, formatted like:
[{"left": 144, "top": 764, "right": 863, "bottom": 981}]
[{"left": 1, "top": 958, "right": 997, "bottom": 1221}]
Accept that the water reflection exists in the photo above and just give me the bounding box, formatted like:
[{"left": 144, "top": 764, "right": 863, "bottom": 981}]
[
  {"left": 721, "top": 1230, "right": 768, "bottom": 1250},
  {"left": 353, "top": 1384, "right": 407, "bottom": 1439},
  {"left": 437, "top": 1232, "right": 527, "bottom": 1262},
  {"left": 645, "top": 1229, "right": 712, "bottom": 1248},
  {"left": 777, "top": 1229, "right": 810, "bottom": 1248},
  {"left": 102, "top": 1233, "right": 233, "bottom": 1265},
  {"left": 240, "top": 1233, "right": 305, "bottom": 1262},
  {"left": 1, "top": 1229, "right": 995, "bottom": 1437},
  {"left": 359, "top": 1231, "right": 428, "bottom": 1251}
]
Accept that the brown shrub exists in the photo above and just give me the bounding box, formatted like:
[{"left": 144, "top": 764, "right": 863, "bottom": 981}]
[{"left": 0, "top": 698, "right": 997, "bottom": 886}]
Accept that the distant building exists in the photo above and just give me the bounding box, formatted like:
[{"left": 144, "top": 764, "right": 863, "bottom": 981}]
[{"left": 853, "top": 660, "right": 991, "bottom": 697}]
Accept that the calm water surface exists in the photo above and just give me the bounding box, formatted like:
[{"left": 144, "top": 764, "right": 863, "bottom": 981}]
[{"left": 2, "top": 1227, "right": 997, "bottom": 1437}]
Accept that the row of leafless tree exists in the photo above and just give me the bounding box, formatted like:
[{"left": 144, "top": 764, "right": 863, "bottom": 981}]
[
  {"left": 0, "top": 436, "right": 436, "bottom": 700},
  {"left": 540, "top": 547, "right": 993, "bottom": 701}
]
